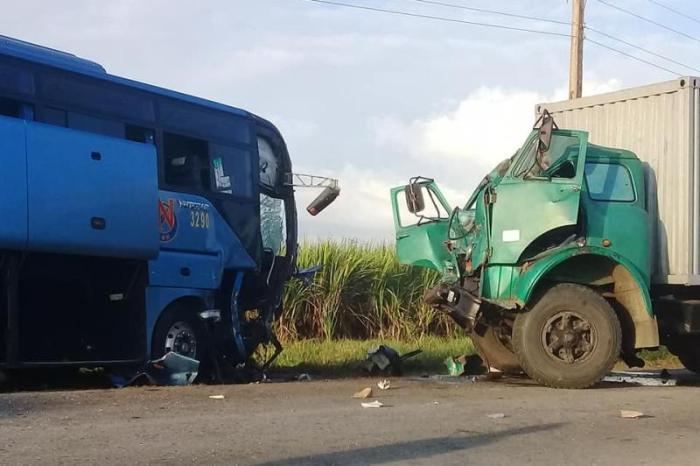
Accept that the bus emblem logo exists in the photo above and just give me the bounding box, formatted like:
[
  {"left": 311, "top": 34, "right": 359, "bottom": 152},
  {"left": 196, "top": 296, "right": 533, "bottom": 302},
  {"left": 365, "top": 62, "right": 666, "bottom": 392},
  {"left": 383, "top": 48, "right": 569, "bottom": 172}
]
[{"left": 159, "top": 199, "right": 177, "bottom": 242}]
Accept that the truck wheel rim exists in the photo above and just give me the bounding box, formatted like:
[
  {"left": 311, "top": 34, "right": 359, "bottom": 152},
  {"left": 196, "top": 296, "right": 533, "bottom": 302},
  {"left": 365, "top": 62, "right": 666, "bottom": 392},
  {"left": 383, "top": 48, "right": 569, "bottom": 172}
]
[
  {"left": 164, "top": 321, "right": 197, "bottom": 359},
  {"left": 541, "top": 311, "right": 596, "bottom": 364}
]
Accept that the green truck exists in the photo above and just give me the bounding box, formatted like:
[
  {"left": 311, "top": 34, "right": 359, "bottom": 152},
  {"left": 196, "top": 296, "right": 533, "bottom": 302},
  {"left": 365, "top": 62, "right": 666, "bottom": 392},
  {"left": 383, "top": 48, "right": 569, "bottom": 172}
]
[{"left": 391, "top": 78, "right": 700, "bottom": 388}]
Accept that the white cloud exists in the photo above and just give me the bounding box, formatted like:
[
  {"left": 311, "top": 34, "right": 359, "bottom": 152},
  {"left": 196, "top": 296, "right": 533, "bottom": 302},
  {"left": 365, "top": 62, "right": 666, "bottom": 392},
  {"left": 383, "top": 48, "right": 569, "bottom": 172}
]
[{"left": 372, "top": 78, "right": 623, "bottom": 175}]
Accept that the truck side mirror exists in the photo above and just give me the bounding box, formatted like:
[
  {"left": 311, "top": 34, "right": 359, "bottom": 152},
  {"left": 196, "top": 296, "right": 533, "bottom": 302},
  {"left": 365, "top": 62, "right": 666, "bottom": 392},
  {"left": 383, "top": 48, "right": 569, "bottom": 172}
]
[
  {"left": 405, "top": 183, "right": 425, "bottom": 213},
  {"left": 306, "top": 186, "right": 340, "bottom": 216}
]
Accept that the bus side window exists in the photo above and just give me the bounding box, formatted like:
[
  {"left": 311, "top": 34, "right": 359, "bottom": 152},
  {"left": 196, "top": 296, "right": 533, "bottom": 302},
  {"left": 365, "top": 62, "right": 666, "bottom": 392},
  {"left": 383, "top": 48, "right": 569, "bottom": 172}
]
[
  {"left": 163, "top": 131, "right": 210, "bottom": 191},
  {"left": 126, "top": 125, "right": 155, "bottom": 144},
  {"left": 0, "top": 96, "right": 34, "bottom": 120},
  {"left": 43, "top": 107, "right": 67, "bottom": 126},
  {"left": 210, "top": 143, "right": 253, "bottom": 197}
]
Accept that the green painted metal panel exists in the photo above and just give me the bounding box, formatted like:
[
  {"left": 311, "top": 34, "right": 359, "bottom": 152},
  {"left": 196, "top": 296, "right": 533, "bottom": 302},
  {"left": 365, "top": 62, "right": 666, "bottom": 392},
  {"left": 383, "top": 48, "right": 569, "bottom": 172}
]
[{"left": 489, "top": 130, "right": 588, "bottom": 265}]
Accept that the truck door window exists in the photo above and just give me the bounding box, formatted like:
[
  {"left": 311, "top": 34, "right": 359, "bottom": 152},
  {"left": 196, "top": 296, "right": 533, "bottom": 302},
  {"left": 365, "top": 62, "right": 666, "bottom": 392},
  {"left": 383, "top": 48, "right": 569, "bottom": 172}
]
[
  {"left": 513, "top": 133, "right": 580, "bottom": 179},
  {"left": 584, "top": 162, "right": 635, "bottom": 202},
  {"left": 163, "top": 132, "right": 210, "bottom": 191},
  {"left": 397, "top": 184, "right": 449, "bottom": 227}
]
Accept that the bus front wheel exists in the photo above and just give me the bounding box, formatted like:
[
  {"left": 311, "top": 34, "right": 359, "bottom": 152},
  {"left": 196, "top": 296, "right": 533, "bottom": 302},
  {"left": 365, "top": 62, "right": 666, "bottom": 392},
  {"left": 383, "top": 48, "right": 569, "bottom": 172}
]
[{"left": 151, "top": 303, "right": 209, "bottom": 365}]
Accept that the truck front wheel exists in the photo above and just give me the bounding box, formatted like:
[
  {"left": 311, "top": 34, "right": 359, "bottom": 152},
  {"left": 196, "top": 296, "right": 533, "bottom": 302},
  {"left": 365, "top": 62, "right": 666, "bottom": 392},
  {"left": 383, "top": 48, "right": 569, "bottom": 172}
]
[{"left": 513, "top": 283, "right": 621, "bottom": 389}]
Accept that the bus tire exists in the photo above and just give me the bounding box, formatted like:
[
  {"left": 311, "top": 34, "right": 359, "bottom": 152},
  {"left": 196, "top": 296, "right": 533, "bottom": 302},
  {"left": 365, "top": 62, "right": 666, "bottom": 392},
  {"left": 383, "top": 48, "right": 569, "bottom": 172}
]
[
  {"left": 151, "top": 302, "right": 210, "bottom": 377},
  {"left": 513, "top": 283, "right": 621, "bottom": 389}
]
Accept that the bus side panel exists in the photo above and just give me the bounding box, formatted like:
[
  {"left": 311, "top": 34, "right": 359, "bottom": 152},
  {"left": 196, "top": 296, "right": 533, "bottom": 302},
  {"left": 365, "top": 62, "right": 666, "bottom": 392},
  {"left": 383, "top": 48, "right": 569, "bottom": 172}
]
[
  {"left": 25, "top": 122, "right": 159, "bottom": 259},
  {"left": 0, "top": 116, "right": 28, "bottom": 249}
]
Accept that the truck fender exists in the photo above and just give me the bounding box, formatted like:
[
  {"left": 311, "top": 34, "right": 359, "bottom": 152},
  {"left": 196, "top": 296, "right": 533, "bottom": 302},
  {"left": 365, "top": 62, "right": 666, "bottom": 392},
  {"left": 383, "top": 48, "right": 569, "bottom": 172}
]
[{"left": 515, "top": 246, "right": 658, "bottom": 349}]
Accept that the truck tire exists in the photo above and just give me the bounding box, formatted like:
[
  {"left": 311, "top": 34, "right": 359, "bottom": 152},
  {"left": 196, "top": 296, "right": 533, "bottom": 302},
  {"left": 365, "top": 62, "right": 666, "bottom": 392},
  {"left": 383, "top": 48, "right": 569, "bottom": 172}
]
[
  {"left": 151, "top": 303, "right": 209, "bottom": 364},
  {"left": 667, "top": 337, "right": 700, "bottom": 374},
  {"left": 512, "top": 283, "right": 621, "bottom": 389}
]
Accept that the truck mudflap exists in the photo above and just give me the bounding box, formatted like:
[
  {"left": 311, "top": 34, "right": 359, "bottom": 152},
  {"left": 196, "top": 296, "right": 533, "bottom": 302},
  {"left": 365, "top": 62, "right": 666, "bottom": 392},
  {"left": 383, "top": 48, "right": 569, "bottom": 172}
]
[{"left": 470, "top": 323, "right": 522, "bottom": 374}]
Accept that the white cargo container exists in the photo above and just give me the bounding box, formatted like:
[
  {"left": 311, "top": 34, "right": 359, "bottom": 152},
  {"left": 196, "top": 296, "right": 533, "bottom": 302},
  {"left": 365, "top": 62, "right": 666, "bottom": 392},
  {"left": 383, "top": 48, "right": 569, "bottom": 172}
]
[{"left": 537, "top": 77, "right": 700, "bottom": 286}]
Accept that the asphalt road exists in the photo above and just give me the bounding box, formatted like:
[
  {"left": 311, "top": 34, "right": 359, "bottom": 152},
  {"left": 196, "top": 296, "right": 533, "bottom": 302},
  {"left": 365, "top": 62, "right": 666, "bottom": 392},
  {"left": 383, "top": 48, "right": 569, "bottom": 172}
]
[{"left": 1, "top": 373, "right": 699, "bottom": 465}]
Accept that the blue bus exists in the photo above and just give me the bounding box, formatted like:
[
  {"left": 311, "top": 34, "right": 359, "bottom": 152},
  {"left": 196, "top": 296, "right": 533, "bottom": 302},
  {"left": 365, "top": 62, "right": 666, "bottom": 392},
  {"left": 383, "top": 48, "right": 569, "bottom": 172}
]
[{"left": 0, "top": 35, "right": 337, "bottom": 378}]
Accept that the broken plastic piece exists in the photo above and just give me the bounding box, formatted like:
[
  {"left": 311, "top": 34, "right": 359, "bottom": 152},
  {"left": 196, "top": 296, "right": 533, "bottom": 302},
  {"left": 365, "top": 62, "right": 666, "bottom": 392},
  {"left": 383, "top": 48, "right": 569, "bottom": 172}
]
[
  {"left": 361, "top": 345, "right": 422, "bottom": 376},
  {"left": 377, "top": 379, "right": 391, "bottom": 390},
  {"left": 486, "top": 413, "right": 506, "bottom": 419},
  {"left": 353, "top": 387, "right": 373, "bottom": 399},
  {"left": 620, "top": 410, "right": 644, "bottom": 419},
  {"left": 209, "top": 395, "right": 225, "bottom": 400},
  {"left": 361, "top": 401, "right": 384, "bottom": 408}
]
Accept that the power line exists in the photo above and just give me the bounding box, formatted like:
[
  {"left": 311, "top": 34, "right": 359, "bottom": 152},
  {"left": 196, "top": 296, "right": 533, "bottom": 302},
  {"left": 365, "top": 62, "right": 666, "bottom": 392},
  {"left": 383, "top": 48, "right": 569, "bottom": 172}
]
[
  {"left": 596, "top": 0, "right": 700, "bottom": 43},
  {"left": 586, "top": 37, "right": 682, "bottom": 75},
  {"left": 585, "top": 25, "right": 700, "bottom": 73},
  {"left": 647, "top": 0, "right": 700, "bottom": 25},
  {"left": 406, "top": 0, "right": 570, "bottom": 26},
  {"left": 306, "top": 0, "right": 682, "bottom": 76},
  {"left": 305, "top": 0, "right": 572, "bottom": 37}
]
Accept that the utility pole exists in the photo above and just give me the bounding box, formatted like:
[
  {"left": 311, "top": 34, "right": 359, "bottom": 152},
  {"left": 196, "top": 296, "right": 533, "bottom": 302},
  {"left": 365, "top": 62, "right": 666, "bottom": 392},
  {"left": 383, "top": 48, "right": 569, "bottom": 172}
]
[{"left": 569, "top": 0, "right": 585, "bottom": 99}]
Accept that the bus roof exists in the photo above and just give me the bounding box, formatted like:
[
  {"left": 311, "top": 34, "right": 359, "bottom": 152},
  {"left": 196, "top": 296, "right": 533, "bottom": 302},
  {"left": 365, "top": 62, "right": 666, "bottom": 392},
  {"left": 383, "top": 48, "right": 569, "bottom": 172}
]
[{"left": 0, "top": 34, "right": 250, "bottom": 119}]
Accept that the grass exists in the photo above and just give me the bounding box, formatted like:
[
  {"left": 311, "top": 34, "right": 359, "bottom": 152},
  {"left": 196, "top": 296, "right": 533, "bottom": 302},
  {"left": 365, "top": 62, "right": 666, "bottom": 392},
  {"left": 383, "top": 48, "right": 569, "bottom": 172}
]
[
  {"left": 267, "top": 337, "right": 683, "bottom": 377},
  {"left": 276, "top": 241, "right": 684, "bottom": 376},
  {"left": 279, "top": 240, "right": 454, "bottom": 342},
  {"left": 269, "top": 336, "right": 475, "bottom": 376}
]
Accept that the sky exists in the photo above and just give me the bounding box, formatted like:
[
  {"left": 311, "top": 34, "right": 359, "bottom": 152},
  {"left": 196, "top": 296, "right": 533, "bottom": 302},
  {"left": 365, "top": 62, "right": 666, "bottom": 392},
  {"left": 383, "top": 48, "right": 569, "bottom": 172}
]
[{"left": 2, "top": 0, "right": 698, "bottom": 241}]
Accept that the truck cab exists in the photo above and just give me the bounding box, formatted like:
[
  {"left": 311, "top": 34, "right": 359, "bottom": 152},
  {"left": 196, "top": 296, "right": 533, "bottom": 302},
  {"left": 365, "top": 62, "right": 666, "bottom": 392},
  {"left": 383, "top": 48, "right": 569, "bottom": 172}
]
[{"left": 392, "top": 113, "right": 657, "bottom": 388}]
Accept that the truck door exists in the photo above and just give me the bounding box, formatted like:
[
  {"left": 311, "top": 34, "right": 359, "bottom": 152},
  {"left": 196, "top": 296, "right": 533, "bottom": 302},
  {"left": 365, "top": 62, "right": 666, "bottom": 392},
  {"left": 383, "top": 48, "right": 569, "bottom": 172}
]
[
  {"left": 489, "top": 130, "right": 588, "bottom": 264},
  {"left": 390, "top": 180, "right": 456, "bottom": 273}
]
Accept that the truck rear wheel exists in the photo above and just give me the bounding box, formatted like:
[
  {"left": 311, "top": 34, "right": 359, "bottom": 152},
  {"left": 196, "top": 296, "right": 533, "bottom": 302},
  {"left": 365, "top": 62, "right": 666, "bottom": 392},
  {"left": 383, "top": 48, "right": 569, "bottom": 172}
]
[
  {"left": 513, "top": 283, "right": 621, "bottom": 389},
  {"left": 667, "top": 337, "right": 700, "bottom": 374}
]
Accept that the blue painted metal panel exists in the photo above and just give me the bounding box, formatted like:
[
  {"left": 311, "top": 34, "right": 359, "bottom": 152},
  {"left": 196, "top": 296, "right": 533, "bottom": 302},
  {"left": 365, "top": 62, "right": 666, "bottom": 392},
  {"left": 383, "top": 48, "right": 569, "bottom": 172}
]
[
  {"left": 0, "top": 116, "right": 27, "bottom": 249},
  {"left": 0, "top": 34, "right": 106, "bottom": 75},
  {"left": 26, "top": 122, "right": 159, "bottom": 258},
  {"left": 0, "top": 35, "right": 249, "bottom": 119},
  {"left": 157, "top": 191, "right": 257, "bottom": 270},
  {"left": 149, "top": 250, "right": 223, "bottom": 289}
]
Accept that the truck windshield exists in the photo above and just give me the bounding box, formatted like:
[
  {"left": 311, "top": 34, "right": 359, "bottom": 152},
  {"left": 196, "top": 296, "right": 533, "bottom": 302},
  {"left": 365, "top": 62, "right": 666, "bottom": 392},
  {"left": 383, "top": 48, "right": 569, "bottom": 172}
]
[{"left": 513, "top": 132, "right": 580, "bottom": 179}]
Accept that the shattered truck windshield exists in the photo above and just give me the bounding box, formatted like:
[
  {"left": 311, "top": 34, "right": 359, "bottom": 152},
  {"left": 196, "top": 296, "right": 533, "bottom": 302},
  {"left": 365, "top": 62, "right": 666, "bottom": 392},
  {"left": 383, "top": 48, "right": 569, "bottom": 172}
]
[{"left": 513, "top": 132, "right": 580, "bottom": 179}]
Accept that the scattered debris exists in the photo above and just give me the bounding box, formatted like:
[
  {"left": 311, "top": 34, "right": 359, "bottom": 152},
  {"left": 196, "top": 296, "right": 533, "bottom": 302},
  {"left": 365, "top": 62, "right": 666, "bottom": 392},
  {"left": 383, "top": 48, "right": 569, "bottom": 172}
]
[
  {"left": 620, "top": 410, "right": 645, "bottom": 419},
  {"left": 445, "top": 354, "right": 489, "bottom": 377},
  {"left": 360, "top": 345, "right": 422, "bottom": 376},
  {"left": 377, "top": 379, "right": 391, "bottom": 390},
  {"left": 422, "top": 375, "right": 477, "bottom": 384},
  {"left": 361, "top": 400, "right": 384, "bottom": 408},
  {"left": 353, "top": 387, "right": 373, "bottom": 399},
  {"left": 109, "top": 351, "right": 199, "bottom": 387},
  {"left": 296, "top": 373, "right": 312, "bottom": 382},
  {"left": 603, "top": 371, "right": 677, "bottom": 386},
  {"left": 209, "top": 395, "right": 225, "bottom": 400},
  {"left": 486, "top": 413, "right": 506, "bottom": 419}
]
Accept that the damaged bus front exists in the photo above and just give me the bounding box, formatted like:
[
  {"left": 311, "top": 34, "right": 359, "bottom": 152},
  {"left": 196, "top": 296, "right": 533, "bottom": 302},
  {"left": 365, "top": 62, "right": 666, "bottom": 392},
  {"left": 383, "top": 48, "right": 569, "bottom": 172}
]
[{"left": 0, "top": 35, "right": 338, "bottom": 381}]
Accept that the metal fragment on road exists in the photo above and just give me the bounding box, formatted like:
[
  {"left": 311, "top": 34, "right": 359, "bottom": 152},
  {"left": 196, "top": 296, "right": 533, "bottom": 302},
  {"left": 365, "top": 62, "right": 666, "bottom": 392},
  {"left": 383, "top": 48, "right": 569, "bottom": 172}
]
[
  {"left": 620, "top": 410, "right": 645, "bottom": 419},
  {"left": 352, "top": 387, "right": 373, "bottom": 399},
  {"left": 487, "top": 413, "right": 506, "bottom": 419},
  {"left": 361, "top": 401, "right": 384, "bottom": 408},
  {"left": 603, "top": 371, "right": 677, "bottom": 386},
  {"left": 208, "top": 395, "right": 225, "bottom": 400}
]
